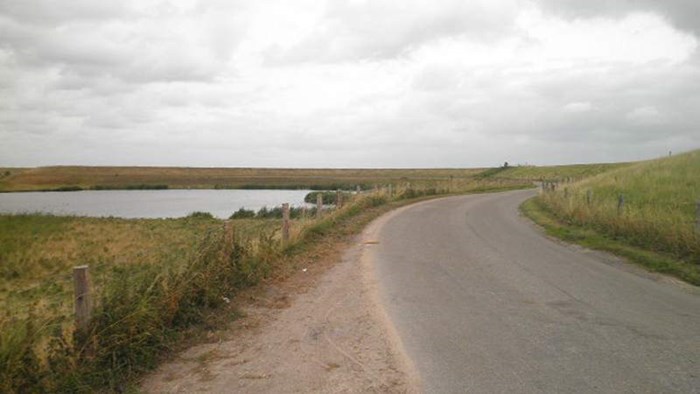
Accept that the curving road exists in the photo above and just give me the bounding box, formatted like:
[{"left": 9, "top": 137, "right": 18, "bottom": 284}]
[{"left": 367, "top": 190, "right": 700, "bottom": 393}]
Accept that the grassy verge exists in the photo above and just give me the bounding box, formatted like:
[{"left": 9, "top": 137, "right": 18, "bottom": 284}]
[
  {"left": 1, "top": 179, "right": 530, "bottom": 393},
  {"left": 538, "top": 151, "right": 698, "bottom": 257},
  {"left": 522, "top": 197, "right": 700, "bottom": 286}
]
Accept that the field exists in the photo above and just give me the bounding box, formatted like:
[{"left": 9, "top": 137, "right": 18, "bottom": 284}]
[
  {"left": 0, "top": 214, "right": 279, "bottom": 323},
  {"left": 0, "top": 162, "right": 644, "bottom": 193},
  {"left": 0, "top": 166, "right": 488, "bottom": 192},
  {"left": 526, "top": 150, "right": 700, "bottom": 284}
]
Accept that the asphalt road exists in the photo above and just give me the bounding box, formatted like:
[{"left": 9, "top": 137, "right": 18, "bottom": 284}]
[{"left": 369, "top": 189, "right": 700, "bottom": 393}]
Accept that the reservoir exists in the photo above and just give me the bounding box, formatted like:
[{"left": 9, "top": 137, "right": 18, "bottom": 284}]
[{"left": 0, "top": 189, "right": 312, "bottom": 219}]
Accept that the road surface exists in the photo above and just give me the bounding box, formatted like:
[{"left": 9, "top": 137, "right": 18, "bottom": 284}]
[{"left": 367, "top": 189, "right": 700, "bottom": 393}]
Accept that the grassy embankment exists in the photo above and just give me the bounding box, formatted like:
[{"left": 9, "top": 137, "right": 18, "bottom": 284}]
[
  {"left": 0, "top": 176, "right": 529, "bottom": 393},
  {"left": 479, "top": 161, "right": 632, "bottom": 182},
  {"left": 0, "top": 166, "right": 488, "bottom": 192},
  {"left": 521, "top": 150, "right": 700, "bottom": 285}
]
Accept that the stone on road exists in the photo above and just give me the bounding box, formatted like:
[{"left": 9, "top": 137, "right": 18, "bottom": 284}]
[{"left": 368, "top": 190, "right": 700, "bottom": 393}]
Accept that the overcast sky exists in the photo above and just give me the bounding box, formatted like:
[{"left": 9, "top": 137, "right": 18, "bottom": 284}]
[{"left": 1, "top": 0, "right": 698, "bottom": 168}]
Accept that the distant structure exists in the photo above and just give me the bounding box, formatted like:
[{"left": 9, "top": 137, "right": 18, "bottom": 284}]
[{"left": 503, "top": 161, "right": 509, "bottom": 168}]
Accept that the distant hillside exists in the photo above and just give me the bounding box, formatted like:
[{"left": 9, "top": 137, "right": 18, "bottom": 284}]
[
  {"left": 0, "top": 160, "right": 648, "bottom": 192},
  {"left": 0, "top": 166, "right": 487, "bottom": 192}
]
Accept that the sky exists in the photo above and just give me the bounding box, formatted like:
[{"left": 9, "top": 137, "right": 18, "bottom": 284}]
[{"left": 1, "top": 0, "right": 699, "bottom": 168}]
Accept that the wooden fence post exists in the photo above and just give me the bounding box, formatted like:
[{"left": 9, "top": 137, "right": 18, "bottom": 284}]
[
  {"left": 586, "top": 190, "right": 592, "bottom": 206},
  {"left": 356, "top": 185, "right": 361, "bottom": 193},
  {"left": 617, "top": 195, "right": 625, "bottom": 215},
  {"left": 73, "top": 265, "right": 92, "bottom": 331},
  {"left": 282, "top": 203, "right": 290, "bottom": 242},
  {"left": 388, "top": 184, "right": 393, "bottom": 197},
  {"left": 336, "top": 190, "right": 342, "bottom": 208},
  {"left": 316, "top": 194, "right": 323, "bottom": 218}
]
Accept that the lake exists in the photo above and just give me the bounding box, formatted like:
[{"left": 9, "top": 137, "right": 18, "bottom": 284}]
[{"left": 0, "top": 189, "right": 312, "bottom": 219}]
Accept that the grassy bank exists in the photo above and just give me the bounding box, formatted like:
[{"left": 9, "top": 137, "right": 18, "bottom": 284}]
[
  {"left": 479, "top": 162, "right": 632, "bottom": 182},
  {"left": 0, "top": 179, "right": 530, "bottom": 392},
  {"left": 522, "top": 150, "right": 700, "bottom": 285}
]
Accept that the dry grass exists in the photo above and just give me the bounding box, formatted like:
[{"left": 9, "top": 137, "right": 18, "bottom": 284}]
[
  {"left": 533, "top": 149, "right": 700, "bottom": 282},
  {"left": 0, "top": 166, "right": 487, "bottom": 191},
  {"left": 0, "top": 215, "right": 280, "bottom": 324}
]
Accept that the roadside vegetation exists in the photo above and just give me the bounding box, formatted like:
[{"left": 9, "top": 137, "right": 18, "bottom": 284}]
[
  {"left": 0, "top": 177, "right": 529, "bottom": 393},
  {"left": 522, "top": 150, "right": 700, "bottom": 285}
]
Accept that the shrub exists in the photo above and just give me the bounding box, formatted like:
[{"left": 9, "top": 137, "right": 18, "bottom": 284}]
[
  {"left": 230, "top": 208, "right": 256, "bottom": 219},
  {"left": 185, "top": 211, "right": 215, "bottom": 220}
]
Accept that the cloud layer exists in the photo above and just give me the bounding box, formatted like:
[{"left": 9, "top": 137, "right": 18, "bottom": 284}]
[{"left": 1, "top": 0, "right": 698, "bottom": 167}]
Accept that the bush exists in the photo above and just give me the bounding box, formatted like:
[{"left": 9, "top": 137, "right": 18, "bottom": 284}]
[
  {"left": 185, "top": 211, "right": 215, "bottom": 220},
  {"left": 230, "top": 208, "right": 256, "bottom": 219}
]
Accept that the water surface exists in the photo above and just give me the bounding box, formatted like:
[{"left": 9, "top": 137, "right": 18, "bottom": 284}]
[{"left": 0, "top": 189, "right": 311, "bottom": 219}]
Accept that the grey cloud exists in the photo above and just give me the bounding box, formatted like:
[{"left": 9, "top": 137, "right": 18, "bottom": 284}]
[
  {"left": 0, "top": 0, "right": 127, "bottom": 26},
  {"left": 1, "top": 0, "right": 698, "bottom": 168},
  {"left": 0, "top": 2, "right": 242, "bottom": 89},
  {"left": 399, "top": 60, "right": 700, "bottom": 155},
  {"left": 265, "top": 0, "right": 520, "bottom": 64},
  {"left": 538, "top": 0, "right": 700, "bottom": 37}
]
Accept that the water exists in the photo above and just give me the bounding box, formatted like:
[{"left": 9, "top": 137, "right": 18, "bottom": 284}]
[{"left": 0, "top": 189, "right": 312, "bottom": 219}]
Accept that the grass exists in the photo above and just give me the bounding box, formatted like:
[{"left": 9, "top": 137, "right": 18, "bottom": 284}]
[
  {"left": 522, "top": 149, "right": 700, "bottom": 285},
  {"left": 522, "top": 198, "right": 700, "bottom": 285},
  {"left": 0, "top": 163, "right": 636, "bottom": 192},
  {"left": 484, "top": 162, "right": 632, "bottom": 181},
  {"left": 0, "top": 166, "right": 488, "bottom": 192},
  {"left": 0, "top": 213, "right": 279, "bottom": 324},
  {"left": 0, "top": 213, "right": 283, "bottom": 393},
  {"left": 0, "top": 178, "right": 531, "bottom": 393}
]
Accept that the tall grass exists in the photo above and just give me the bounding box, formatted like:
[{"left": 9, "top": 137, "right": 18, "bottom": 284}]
[
  {"left": 1, "top": 222, "right": 281, "bottom": 392},
  {"left": 535, "top": 150, "right": 700, "bottom": 279}
]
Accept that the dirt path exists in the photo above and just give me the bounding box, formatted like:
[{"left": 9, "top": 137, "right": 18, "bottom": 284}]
[{"left": 141, "top": 216, "right": 420, "bottom": 393}]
